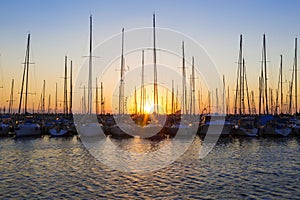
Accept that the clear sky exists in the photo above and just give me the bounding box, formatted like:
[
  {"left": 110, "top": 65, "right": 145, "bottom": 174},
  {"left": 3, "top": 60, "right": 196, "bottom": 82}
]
[{"left": 0, "top": 0, "right": 299, "bottom": 113}]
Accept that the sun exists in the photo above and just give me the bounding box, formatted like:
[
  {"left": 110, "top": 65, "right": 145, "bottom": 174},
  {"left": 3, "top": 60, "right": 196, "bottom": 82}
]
[{"left": 144, "top": 104, "right": 152, "bottom": 114}]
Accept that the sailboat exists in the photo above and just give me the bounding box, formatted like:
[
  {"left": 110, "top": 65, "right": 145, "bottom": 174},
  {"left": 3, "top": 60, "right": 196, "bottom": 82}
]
[
  {"left": 77, "top": 15, "right": 103, "bottom": 137},
  {"left": 0, "top": 115, "right": 10, "bottom": 136},
  {"left": 15, "top": 34, "right": 41, "bottom": 137},
  {"left": 231, "top": 35, "right": 258, "bottom": 137}
]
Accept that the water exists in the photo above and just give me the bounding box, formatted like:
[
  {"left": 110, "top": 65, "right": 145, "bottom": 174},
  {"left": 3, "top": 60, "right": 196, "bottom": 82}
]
[{"left": 0, "top": 135, "right": 300, "bottom": 199}]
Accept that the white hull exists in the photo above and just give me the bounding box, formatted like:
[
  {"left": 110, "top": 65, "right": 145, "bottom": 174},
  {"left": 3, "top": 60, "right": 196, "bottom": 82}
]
[{"left": 15, "top": 123, "right": 41, "bottom": 137}]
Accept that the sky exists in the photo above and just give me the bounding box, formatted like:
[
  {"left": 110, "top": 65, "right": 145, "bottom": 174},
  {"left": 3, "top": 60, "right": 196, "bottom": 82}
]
[{"left": 0, "top": 0, "right": 299, "bottom": 113}]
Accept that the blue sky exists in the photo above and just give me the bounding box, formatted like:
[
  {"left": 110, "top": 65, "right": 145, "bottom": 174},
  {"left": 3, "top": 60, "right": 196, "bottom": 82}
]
[{"left": 0, "top": 0, "right": 299, "bottom": 112}]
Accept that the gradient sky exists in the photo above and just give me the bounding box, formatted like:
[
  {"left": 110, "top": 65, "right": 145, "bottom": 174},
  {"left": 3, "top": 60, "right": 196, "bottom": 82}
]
[{"left": 0, "top": 0, "right": 299, "bottom": 113}]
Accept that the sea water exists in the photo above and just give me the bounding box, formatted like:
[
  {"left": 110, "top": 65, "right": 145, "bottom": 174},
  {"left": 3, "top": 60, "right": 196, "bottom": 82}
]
[{"left": 0, "top": 135, "right": 299, "bottom": 199}]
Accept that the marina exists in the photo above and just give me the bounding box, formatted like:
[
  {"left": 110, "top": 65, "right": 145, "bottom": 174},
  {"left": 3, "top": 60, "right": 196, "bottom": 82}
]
[{"left": 1, "top": 0, "right": 300, "bottom": 199}]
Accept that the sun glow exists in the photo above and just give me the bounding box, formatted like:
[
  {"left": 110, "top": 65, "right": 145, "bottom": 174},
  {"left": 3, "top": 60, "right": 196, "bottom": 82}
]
[{"left": 144, "top": 104, "right": 152, "bottom": 114}]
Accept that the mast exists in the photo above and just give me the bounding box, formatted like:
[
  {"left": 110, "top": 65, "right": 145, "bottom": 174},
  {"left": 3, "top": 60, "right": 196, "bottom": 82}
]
[
  {"left": 64, "top": 56, "right": 68, "bottom": 115},
  {"left": 222, "top": 75, "right": 225, "bottom": 115},
  {"left": 176, "top": 85, "right": 179, "bottom": 111},
  {"left": 192, "top": 56, "right": 196, "bottom": 115},
  {"left": 95, "top": 78, "right": 98, "bottom": 115},
  {"left": 263, "top": 34, "right": 269, "bottom": 114},
  {"left": 42, "top": 80, "right": 45, "bottom": 113},
  {"left": 8, "top": 79, "right": 14, "bottom": 114},
  {"left": 88, "top": 15, "right": 93, "bottom": 114},
  {"left": 280, "top": 55, "right": 283, "bottom": 113},
  {"left": 227, "top": 86, "right": 230, "bottom": 114},
  {"left": 101, "top": 82, "right": 104, "bottom": 115},
  {"left": 48, "top": 94, "right": 51, "bottom": 113},
  {"left": 171, "top": 80, "right": 174, "bottom": 114},
  {"left": 216, "top": 88, "right": 219, "bottom": 114},
  {"left": 198, "top": 89, "right": 201, "bottom": 114},
  {"left": 24, "top": 34, "right": 30, "bottom": 114},
  {"left": 18, "top": 34, "right": 30, "bottom": 114},
  {"left": 55, "top": 82, "right": 57, "bottom": 114},
  {"left": 165, "top": 89, "right": 168, "bottom": 114},
  {"left": 182, "top": 41, "right": 187, "bottom": 115},
  {"left": 134, "top": 86, "right": 137, "bottom": 115},
  {"left": 119, "top": 28, "right": 125, "bottom": 115},
  {"left": 153, "top": 13, "right": 158, "bottom": 113},
  {"left": 69, "top": 60, "right": 73, "bottom": 114},
  {"left": 83, "top": 86, "right": 86, "bottom": 114},
  {"left": 140, "top": 50, "right": 145, "bottom": 114},
  {"left": 295, "top": 38, "right": 298, "bottom": 114},
  {"left": 251, "top": 91, "right": 256, "bottom": 114},
  {"left": 208, "top": 91, "right": 211, "bottom": 114},
  {"left": 239, "top": 36, "right": 243, "bottom": 115},
  {"left": 234, "top": 35, "right": 242, "bottom": 115},
  {"left": 243, "top": 58, "right": 251, "bottom": 114}
]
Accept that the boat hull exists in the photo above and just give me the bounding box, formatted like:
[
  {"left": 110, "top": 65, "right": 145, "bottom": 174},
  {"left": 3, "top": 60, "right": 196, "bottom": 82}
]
[
  {"left": 231, "top": 127, "right": 258, "bottom": 137},
  {"left": 15, "top": 123, "right": 41, "bottom": 137},
  {"left": 0, "top": 124, "right": 10, "bottom": 136},
  {"left": 78, "top": 123, "right": 103, "bottom": 137},
  {"left": 261, "top": 126, "right": 292, "bottom": 137},
  {"left": 198, "top": 124, "right": 232, "bottom": 137},
  {"left": 49, "top": 128, "right": 69, "bottom": 137}
]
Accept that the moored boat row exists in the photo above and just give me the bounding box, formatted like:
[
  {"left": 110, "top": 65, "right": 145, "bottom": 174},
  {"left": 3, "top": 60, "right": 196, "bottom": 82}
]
[{"left": 2, "top": 113, "right": 300, "bottom": 139}]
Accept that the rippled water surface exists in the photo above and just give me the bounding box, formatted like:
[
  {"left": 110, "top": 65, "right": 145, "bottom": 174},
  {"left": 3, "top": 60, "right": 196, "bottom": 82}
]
[{"left": 1, "top": 135, "right": 300, "bottom": 199}]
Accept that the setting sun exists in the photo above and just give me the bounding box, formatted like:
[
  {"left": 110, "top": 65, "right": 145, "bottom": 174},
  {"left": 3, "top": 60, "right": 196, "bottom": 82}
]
[{"left": 144, "top": 104, "right": 152, "bottom": 114}]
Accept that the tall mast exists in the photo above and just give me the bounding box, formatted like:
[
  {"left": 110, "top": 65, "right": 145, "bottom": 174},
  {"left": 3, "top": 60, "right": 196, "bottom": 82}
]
[
  {"left": 64, "top": 56, "right": 68, "bottom": 115},
  {"left": 208, "top": 91, "right": 211, "bottom": 114},
  {"left": 69, "top": 60, "right": 73, "bottom": 114},
  {"left": 88, "top": 15, "right": 93, "bottom": 114},
  {"left": 171, "top": 80, "right": 174, "bottom": 114},
  {"left": 140, "top": 50, "right": 145, "bottom": 114},
  {"left": 8, "top": 79, "right": 14, "bottom": 114},
  {"left": 42, "top": 80, "right": 45, "bottom": 113},
  {"left": 251, "top": 91, "right": 256, "bottom": 114},
  {"left": 48, "top": 94, "right": 51, "bottom": 113},
  {"left": 198, "top": 89, "right": 201, "bottom": 114},
  {"left": 134, "top": 86, "right": 137, "bottom": 115},
  {"left": 192, "top": 56, "right": 196, "bottom": 115},
  {"left": 176, "top": 85, "right": 179, "bottom": 111},
  {"left": 182, "top": 41, "right": 187, "bottom": 115},
  {"left": 263, "top": 34, "right": 269, "bottom": 114},
  {"left": 101, "top": 82, "right": 104, "bottom": 115},
  {"left": 234, "top": 35, "right": 242, "bottom": 115},
  {"left": 119, "top": 28, "right": 125, "bottom": 115},
  {"left": 259, "top": 44, "right": 265, "bottom": 115},
  {"left": 239, "top": 35, "right": 243, "bottom": 115},
  {"left": 24, "top": 34, "right": 30, "bottom": 114},
  {"left": 153, "top": 13, "right": 158, "bottom": 113},
  {"left": 165, "top": 89, "right": 168, "bottom": 114},
  {"left": 222, "top": 75, "right": 225, "bottom": 115},
  {"left": 83, "top": 86, "right": 86, "bottom": 114},
  {"left": 227, "top": 86, "right": 230, "bottom": 114},
  {"left": 280, "top": 55, "right": 283, "bottom": 113},
  {"left": 295, "top": 38, "right": 298, "bottom": 114},
  {"left": 95, "top": 78, "right": 98, "bottom": 115},
  {"left": 216, "top": 88, "right": 219, "bottom": 114},
  {"left": 55, "top": 82, "right": 57, "bottom": 114},
  {"left": 243, "top": 59, "right": 251, "bottom": 114}
]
